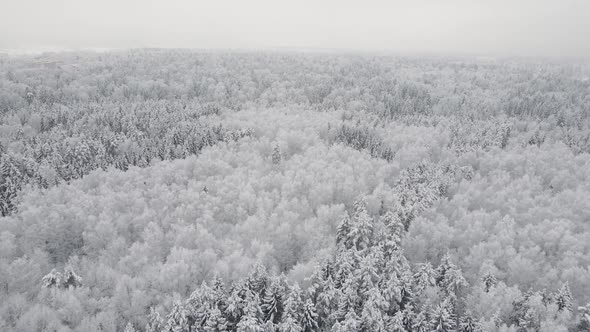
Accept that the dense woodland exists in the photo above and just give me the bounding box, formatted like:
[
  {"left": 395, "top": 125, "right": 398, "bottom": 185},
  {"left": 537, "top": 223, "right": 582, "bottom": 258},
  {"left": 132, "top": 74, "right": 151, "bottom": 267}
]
[{"left": 1, "top": 50, "right": 590, "bottom": 331}]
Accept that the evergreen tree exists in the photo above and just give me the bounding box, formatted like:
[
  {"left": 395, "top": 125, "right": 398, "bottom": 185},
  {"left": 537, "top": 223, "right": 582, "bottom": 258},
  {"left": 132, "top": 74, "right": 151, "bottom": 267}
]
[
  {"left": 236, "top": 292, "right": 264, "bottom": 332},
  {"left": 41, "top": 269, "right": 63, "bottom": 289},
  {"left": 225, "top": 284, "right": 247, "bottom": 330},
  {"left": 279, "top": 286, "right": 303, "bottom": 332},
  {"left": 386, "top": 311, "right": 406, "bottom": 332},
  {"left": 62, "top": 266, "right": 83, "bottom": 289},
  {"left": 411, "top": 311, "right": 431, "bottom": 332},
  {"left": 336, "top": 214, "right": 352, "bottom": 249},
  {"left": 301, "top": 299, "right": 318, "bottom": 332},
  {"left": 123, "top": 322, "right": 136, "bottom": 332},
  {"left": 459, "top": 313, "right": 481, "bottom": 332},
  {"left": 430, "top": 300, "right": 456, "bottom": 332},
  {"left": 350, "top": 197, "right": 373, "bottom": 250},
  {"left": 204, "top": 307, "right": 228, "bottom": 332},
  {"left": 146, "top": 307, "right": 164, "bottom": 332},
  {"left": 248, "top": 264, "right": 270, "bottom": 296},
  {"left": 436, "top": 254, "right": 467, "bottom": 297},
  {"left": 333, "top": 309, "right": 361, "bottom": 332},
  {"left": 316, "top": 276, "right": 337, "bottom": 326},
  {"left": 261, "top": 280, "right": 284, "bottom": 324},
  {"left": 164, "top": 302, "right": 190, "bottom": 332},
  {"left": 380, "top": 210, "right": 404, "bottom": 256},
  {"left": 413, "top": 262, "right": 436, "bottom": 292},
  {"left": 272, "top": 144, "right": 282, "bottom": 164},
  {"left": 481, "top": 272, "right": 497, "bottom": 293},
  {"left": 360, "top": 287, "right": 387, "bottom": 332},
  {"left": 578, "top": 302, "right": 590, "bottom": 332},
  {"left": 555, "top": 282, "right": 573, "bottom": 312}
]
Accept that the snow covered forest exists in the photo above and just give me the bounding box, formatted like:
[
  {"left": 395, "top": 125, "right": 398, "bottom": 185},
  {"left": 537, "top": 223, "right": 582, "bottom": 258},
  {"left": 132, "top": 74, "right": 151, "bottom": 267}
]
[{"left": 1, "top": 50, "right": 590, "bottom": 331}]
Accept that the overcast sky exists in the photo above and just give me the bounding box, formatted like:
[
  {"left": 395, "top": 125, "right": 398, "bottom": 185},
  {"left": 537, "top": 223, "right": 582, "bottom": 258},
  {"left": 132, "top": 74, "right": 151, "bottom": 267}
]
[{"left": 1, "top": 0, "right": 589, "bottom": 57}]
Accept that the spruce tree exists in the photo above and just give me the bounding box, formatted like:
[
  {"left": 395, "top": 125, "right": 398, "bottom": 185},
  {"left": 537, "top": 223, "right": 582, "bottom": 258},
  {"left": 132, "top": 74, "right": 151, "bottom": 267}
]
[
  {"left": 481, "top": 272, "right": 497, "bottom": 293},
  {"left": 555, "top": 282, "right": 573, "bottom": 312},
  {"left": 146, "top": 307, "right": 164, "bottom": 332},
  {"left": 430, "top": 300, "right": 456, "bottom": 332},
  {"left": 204, "top": 307, "right": 228, "bottom": 332},
  {"left": 301, "top": 299, "right": 319, "bottom": 332},
  {"left": 272, "top": 144, "right": 282, "bottom": 164},
  {"left": 237, "top": 292, "right": 264, "bottom": 332},
  {"left": 41, "top": 269, "right": 63, "bottom": 289}
]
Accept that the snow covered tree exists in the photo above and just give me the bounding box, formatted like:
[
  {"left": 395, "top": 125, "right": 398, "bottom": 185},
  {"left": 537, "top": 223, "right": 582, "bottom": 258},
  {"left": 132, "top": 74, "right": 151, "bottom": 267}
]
[
  {"left": 459, "top": 313, "right": 481, "bottom": 332},
  {"left": 430, "top": 300, "right": 456, "bottom": 332},
  {"left": 555, "top": 283, "right": 573, "bottom": 312},
  {"left": 261, "top": 280, "right": 284, "bottom": 324},
  {"left": 336, "top": 214, "right": 352, "bottom": 249},
  {"left": 360, "top": 287, "right": 388, "bottom": 332},
  {"left": 350, "top": 197, "right": 373, "bottom": 250},
  {"left": 204, "top": 307, "right": 228, "bottom": 332},
  {"left": 272, "top": 144, "right": 282, "bottom": 164},
  {"left": 164, "top": 302, "right": 191, "bottom": 332},
  {"left": 248, "top": 264, "right": 270, "bottom": 296},
  {"left": 333, "top": 309, "right": 361, "bottom": 332},
  {"left": 146, "top": 307, "right": 164, "bottom": 332},
  {"left": 237, "top": 292, "right": 264, "bottom": 332},
  {"left": 414, "top": 262, "right": 436, "bottom": 292},
  {"left": 436, "top": 254, "right": 467, "bottom": 297},
  {"left": 578, "top": 302, "right": 590, "bottom": 331},
  {"left": 411, "top": 311, "right": 431, "bottom": 332},
  {"left": 225, "top": 284, "right": 247, "bottom": 330},
  {"left": 301, "top": 299, "right": 318, "bottom": 332},
  {"left": 481, "top": 272, "right": 497, "bottom": 293},
  {"left": 41, "top": 269, "right": 63, "bottom": 289},
  {"left": 123, "top": 322, "right": 136, "bottom": 332},
  {"left": 379, "top": 210, "right": 405, "bottom": 258},
  {"left": 62, "top": 266, "right": 83, "bottom": 289},
  {"left": 279, "top": 286, "right": 303, "bottom": 332}
]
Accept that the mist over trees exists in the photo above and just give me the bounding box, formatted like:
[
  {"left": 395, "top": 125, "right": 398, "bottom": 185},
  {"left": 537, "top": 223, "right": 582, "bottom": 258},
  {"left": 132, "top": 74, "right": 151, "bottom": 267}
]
[{"left": 1, "top": 50, "right": 590, "bottom": 331}]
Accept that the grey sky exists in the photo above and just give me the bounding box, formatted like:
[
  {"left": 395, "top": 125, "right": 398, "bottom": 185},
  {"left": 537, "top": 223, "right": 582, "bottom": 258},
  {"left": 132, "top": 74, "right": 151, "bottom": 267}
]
[{"left": 1, "top": 0, "right": 589, "bottom": 57}]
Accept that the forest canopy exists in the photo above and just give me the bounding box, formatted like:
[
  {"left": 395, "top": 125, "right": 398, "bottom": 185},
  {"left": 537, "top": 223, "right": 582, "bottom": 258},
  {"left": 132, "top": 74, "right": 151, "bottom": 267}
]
[{"left": 1, "top": 50, "right": 590, "bottom": 331}]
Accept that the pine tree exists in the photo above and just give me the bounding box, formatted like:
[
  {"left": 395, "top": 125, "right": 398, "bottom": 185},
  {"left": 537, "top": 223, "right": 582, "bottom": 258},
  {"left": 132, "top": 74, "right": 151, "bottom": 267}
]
[
  {"left": 430, "top": 300, "right": 456, "bottom": 332},
  {"left": 459, "top": 313, "right": 481, "bottom": 332},
  {"left": 261, "top": 280, "right": 284, "bottom": 324},
  {"left": 225, "top": 284, "right": 247, "bottom": 330},
  {"left": 555, "top": 282, "right": 573, "bottom": 312},
  {"left": 123, "top": 322, "right": 136, "bottom": 332},
  {"left": 436, "top": 254, "right": 467, "bottom": 297},
  {"left": 411, "top": 311, "right": 431, "bottom": 332},
  {"left": 350, "top": 197, "right": 373, "bottom": 250},
  {"left": 316, "top": 276, "right": 337, "bottom": 326},
  {"left": 481, "top": 272, "right": 497, "bottom": 293},
  {"left": 336, "top": 214, "right": 352, "bottom": 249},
  {"left": 279, "top": 286, "right": 303, "bottom": 332},
  {"left": 62, "top": 266, "right": 83, "bottom": 288},
  {"left": 360, "top": 287, "right": 387, "bottom": 332},
  {"left": 204, "top": 307, "right": 228, "bottom": 332},
  {"left": 335, "top": 278, "right": 359, "bottom": 321},
  {"left": 578, "top": 302, "right": 590, "bottom": 331},
  {"left": 146, "top": 307, "right": 164, "bottom": 332},
  {"left": 236, "top": 292, "right": 264, "bottom": 332},
  {"left": 413, "top": 262, "right": 436, "bottom": 292},
  {"left": 248, "top": 264, "right": 270, "bottom": 296},
  {"left": 386, "top": 311, "right": 406, "bottom": 332},
  {"left": 164, "top": 302, "right": 190, "bottom": 332},
  {"left": 41, "top": 269, "right": 63, "bottom": 289},
  {"left": 380, "top": 210, "right": 404, "bottom": 256},
  {"left": 333, "top": 309, "right": 361, "bottom": 332},
  {"left": 272, "top": 144, "right": 282, "bottom": 164},
  {"left": 301, "top": 299, "right": 318, "bottom": 332}
]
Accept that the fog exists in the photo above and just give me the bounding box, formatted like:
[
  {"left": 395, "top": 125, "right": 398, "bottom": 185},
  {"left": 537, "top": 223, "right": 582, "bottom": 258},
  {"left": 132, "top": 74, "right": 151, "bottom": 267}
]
[{"left": 1, "top": 0, "right": 589, "bottom": 57}]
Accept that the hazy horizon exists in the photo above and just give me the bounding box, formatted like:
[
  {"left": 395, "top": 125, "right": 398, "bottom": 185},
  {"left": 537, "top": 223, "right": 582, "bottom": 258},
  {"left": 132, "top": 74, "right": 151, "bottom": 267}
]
[{"left": 1, "top": 0, "right": 589, "bottom": 58}]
